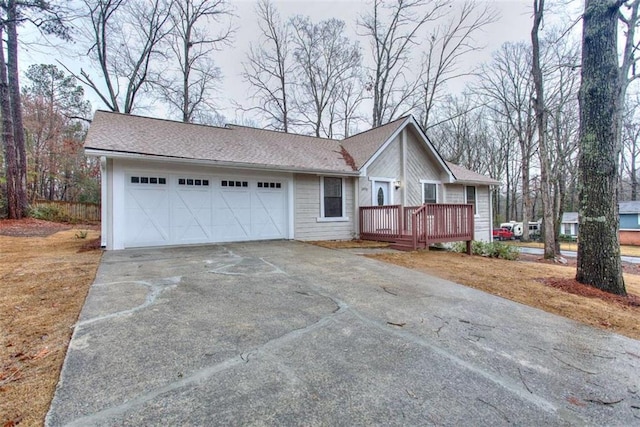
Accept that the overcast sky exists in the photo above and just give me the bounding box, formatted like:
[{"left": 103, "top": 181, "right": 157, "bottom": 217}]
[{"left": 18, "top": 0, "right": 581, "bottom": 127}]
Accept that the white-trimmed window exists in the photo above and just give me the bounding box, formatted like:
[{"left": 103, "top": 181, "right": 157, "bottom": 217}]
[
  {"left": 421, "top": 180, "right": 439, "bottom": 204},
  {"left": 465, "top": 185, "right": 477, "bottom": 215},
  {"left": 318, "top": 176, "right": 348, "bottom": 221}
]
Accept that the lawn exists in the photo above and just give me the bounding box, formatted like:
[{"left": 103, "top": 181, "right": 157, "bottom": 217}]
[{"left": 2, "top": 225, "right": 640, "bottom": 426}]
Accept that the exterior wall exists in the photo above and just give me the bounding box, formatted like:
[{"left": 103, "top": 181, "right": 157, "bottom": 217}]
[
  {"left": 405, "top": 128, "right": 446, "bottom": 206},
  {"left": 444, "top": 184, "right": 492, "bottom": 242},
  {"left": 620, "top": 230, "right": 640, "bottom": 246},
  {"left": 361, "top": 128, "right": 447, "bottom": 207},
  {"left": 294, "top": 174, "right": 355, "bottom": 241},
  {"left": 561, "top": 223, "right": 578, "bottom": 237},
  {"left": 360, "top": 134, "right": 402, "bottom": 207},
  {"left": 620, "top": 213, "right": 640, "bottom": 230}
]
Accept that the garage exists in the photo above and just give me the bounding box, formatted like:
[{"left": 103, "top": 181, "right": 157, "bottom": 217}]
[{"left": 123, "top": 172, "right": 288, "bottom": 248}]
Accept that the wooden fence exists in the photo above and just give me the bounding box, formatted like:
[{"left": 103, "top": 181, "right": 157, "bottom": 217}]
[{"left": 31, "top": 200, "right": 101, "bottom": 222}]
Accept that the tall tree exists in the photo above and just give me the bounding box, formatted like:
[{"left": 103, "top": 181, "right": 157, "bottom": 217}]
[
  {"left": 290, "top": 16, "right": 361, "bottom": 138},
  {"left": 0, "top": 0, "right": 70, "bottom": 218},
  {"left": 531, "top": 0, "right": 558, "bottom": 259},
  {"left": 418, "top": 0, "right": 496, "bottom": 130},
  {"left": 243, "top": 0, "right": 292, "bottom": 132},
  {"left": 68, "top": 0, "right": 173, "bottom": 113},
  {"left": 576, "top": 0, "right": 626, "bottom": 295},
  {"left": 158, "top": 0, "right": 233, "bottom": 123},
  {"left": 359, "top": 0, "right": 446, "bottom": 127}
]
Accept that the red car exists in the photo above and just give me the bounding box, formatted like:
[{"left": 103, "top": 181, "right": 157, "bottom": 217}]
[{"left": 492, "top": 227, "right": 514, "bottom": 241}]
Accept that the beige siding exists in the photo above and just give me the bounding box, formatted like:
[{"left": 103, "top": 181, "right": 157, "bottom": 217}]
[
  {"left": 445, "top": 184, "right": 492, "bottom": 242},
  {"left": 361, "top": 135, "right": 401, "bottom": 206},
  {"left": 405, "top": 128, "right": 443, "bottom": 206},
  {"left": 294, "top": 174, "right": 355, "bottom": 240}
]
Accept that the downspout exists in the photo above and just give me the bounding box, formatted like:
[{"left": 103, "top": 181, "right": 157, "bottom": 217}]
[{"left": 353, "top": 177, "right": 359, "bottom": 238}]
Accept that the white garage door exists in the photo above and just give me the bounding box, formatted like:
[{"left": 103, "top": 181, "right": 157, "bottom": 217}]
[{"left": 124, "top": 174, "right": 287, "bottom": 248}]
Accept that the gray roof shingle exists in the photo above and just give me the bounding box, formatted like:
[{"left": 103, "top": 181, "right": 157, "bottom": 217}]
[
  {"left": 85, "top": 111, "right": 354, "bottom": 173},
  {"left": 85, "top": 111, "right": 500, "bottom": 185}
]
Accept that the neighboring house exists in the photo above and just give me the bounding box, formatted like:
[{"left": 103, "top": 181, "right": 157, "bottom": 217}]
[
  {"left": 619, "top": 201, "right": 640, "bottom": 245},
  {"left": 560, "top": 212, "right": 579, "bottom": 238},
  {"left": 85, "top": 111, "right": 499, "bottom": 250}
]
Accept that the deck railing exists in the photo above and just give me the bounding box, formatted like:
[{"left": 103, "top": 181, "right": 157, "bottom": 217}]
[{"left": 360, "top": 203, "right": 474, "bottom": 250}]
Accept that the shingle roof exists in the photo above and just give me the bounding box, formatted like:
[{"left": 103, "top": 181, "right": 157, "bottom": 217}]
[
  {"left": 85, "top": 111, "right": 501, "bottom": 186},
  {"left": 445, "top": 162, "right": 500, "bottom": 185},
  {"left": 562, "top": 212, "right": 578, "bottom": 223},
  {"left": 84, "top": 111, "right": 355, "bottom": 173},
  {"left": 619, "top": 201, "right": 640, "bottom": 214},
  {"left": 341, "top": 116, "right": 409, "bottom": 168}
]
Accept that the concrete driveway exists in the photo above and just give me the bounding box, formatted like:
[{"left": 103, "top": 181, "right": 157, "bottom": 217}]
[{"left": 47, "top": 241, "right": 640, "bottom": 426}]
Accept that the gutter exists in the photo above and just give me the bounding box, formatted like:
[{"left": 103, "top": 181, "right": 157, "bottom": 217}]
[{"left": 84, "top": 148, "right": 362, "bottom": 177}]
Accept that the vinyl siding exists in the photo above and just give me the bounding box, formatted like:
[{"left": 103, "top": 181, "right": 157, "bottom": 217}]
[
  {"left": 294, "top": 174, "right": 355, "bottom": 240},
  {"left": 405, "top": 128, "right": 445, "bottom": 206},
  {"left": 446, "top": 184, "right": 491, "bottom": 242},
  {"left": 361, "top": 134, "right": 401, "bottom": 206}
]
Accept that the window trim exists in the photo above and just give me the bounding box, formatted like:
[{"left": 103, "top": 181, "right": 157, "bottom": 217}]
[
  {"left": 420, "top": 180, "right": 440, "bottom": 204},
  {"left": 465, "top": 185, "right": 478, "bottom": 216},
  {"left": 317, "top": 176, "right": 349, "bottom": 222}
]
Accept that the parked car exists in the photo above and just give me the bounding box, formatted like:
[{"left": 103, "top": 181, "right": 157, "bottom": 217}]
[{"left": 493, "top": 227, "right": 514, "bottom": 241}]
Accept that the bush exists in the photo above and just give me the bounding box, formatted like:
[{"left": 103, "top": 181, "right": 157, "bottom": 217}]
[
  {"left": 450, "top": 240, "right": 519, "bottom": 261},
  {"left": 29, "top": 205, "right": 67, "bottom": 222}
]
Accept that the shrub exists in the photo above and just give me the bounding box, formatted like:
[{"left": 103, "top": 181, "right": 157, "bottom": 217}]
[
  {"left": 29, "top": 205, "right": 66, "bottom": 222},
  {"left": 451, "top": 240, "right": 519, "bottom": 261}
]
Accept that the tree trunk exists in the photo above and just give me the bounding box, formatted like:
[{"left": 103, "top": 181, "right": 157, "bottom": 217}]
[
  {"left": 0, "top": 25, "right": 20, "bottom": 219},
  {"left": 576, "top": 0, "right": 625, "bottom": 295},
  {"left": 531, "top": 0, "right": 556, "bottom": 258},
  {"left": 6, "top": 0, "right": 28, "bottom": 217}
]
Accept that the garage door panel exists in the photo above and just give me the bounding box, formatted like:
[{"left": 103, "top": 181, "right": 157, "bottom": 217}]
[
  {"left": 125, "top": 187, "right": 170, "bottom": 247},
  {"left": 171, "top": 188, "right": 212, "bottom": 243},
  {"left": 251, "top": 191, "right": 285, "bottom": 238}
]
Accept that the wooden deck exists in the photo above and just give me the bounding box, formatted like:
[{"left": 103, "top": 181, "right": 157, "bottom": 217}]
[{"left": 359, "top": 204, "right": 474, "bottom": 253}]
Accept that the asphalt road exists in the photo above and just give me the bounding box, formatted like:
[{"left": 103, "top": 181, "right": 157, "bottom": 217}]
[{"left": 516, "top": 246, "right": 640, "bottom": 264}]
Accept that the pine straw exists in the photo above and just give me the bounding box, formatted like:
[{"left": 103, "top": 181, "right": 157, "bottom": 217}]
[{"left": 0, "top": 228, "right": 102, "bottom": 427}]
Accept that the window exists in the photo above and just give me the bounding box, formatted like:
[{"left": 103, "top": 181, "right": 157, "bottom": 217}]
[
  {"left": 466, "top": 186, "right": 477, "bottom": 214},
  {"left": 258, "top": 182, "right": 282, "bottom": 189},
  {"left": 423, "top": 183, "right": 437, "bottom": 204},
  {"left": 323, "top": 177, "right": 343, "bottom": 218},
  {"left": 221, "top": 180, "right": 248, "bottom": 188},
  {"left": 130, "top": 176, "right": 166, "bottom": 185},
  {"left": 178, "top": 177, "right": 209, "bottom": 187}
]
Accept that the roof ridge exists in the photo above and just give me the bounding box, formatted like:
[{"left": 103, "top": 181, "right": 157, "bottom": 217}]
[
  {"left": 226, "top": 123, "right": 340, "bottom": 142},
  {"left": 341, "top": 115, "right": 411, "bottom": 141},
  {"left": 95, "top": 110, "right": 232, "bottom": 131}
]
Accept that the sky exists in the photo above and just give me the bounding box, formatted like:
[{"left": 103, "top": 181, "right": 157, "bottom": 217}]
[{"left": 17, "top": 0, "right": 579, "bottom": 127}]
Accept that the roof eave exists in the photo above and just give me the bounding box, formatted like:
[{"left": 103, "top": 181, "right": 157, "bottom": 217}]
[{"left": 84, "top": 148, "right": 361, "bottom": 176}]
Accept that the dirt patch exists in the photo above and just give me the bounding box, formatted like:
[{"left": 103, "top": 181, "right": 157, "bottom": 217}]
[
  {"left": 0, "top": 220, "right": 102, "bottom": 426},
  {"left": 0, "top": 218, "right": 99, "bottom": 238}
]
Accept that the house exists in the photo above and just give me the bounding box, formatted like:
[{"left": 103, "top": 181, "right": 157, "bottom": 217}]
[
  {"left": 619, "top": 201, "right": 640, "bottom": 245},
  {"left": 560, "top": 212, "right": 579, "bottom": 239},
  {"left": 85, "top": 111, "right": 499, "bottom": 250}
]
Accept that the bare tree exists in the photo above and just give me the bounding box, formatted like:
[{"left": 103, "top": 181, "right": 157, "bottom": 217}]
[
  {"left": 67, "top": 0, "right": 173, "bottom": 113},
  {"left": 477, "top": 42, "right": 536, "bottom": 240},
  {"left": 359, "top": 0, "right": 446, "bottom": 127},
  {"left": 576, "top": 0, "right": 626, "bottom": 295},
  {"left": 621, "top": 96, "right": 640, "bottom": 200},
  {"left": 243, "top": 0, "right": 292, "bottom": 132},
  {"left": 157, "top": 0, "right": 233, "bottom": 123},
  {"left": 290, "top": 16, "right": 361, "bottom": 138},
  {"left": 418, "top": 1, "right": 496, "bottom": 130}
]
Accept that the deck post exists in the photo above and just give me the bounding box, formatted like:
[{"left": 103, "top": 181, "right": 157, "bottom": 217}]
[{"left": 466, "top": 239, "right": 472, "bottom": 255}]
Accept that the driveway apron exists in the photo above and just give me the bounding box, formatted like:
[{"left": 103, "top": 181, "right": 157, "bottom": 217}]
[{"left": 46, "top": 241, "right": 640, "bottom": 426}]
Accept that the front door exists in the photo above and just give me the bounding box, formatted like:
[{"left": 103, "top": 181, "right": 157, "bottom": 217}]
[{"left": 373, "top": 181, "right": 391, "bottom": 206}]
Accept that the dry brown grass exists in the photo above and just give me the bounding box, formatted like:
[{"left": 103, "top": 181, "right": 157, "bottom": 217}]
[
  {"left": 366, "top": 250, "right": 640, "bottom": 340},
  {"left": 0, "top": 229, "right": 102, "bottom": 427}
]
